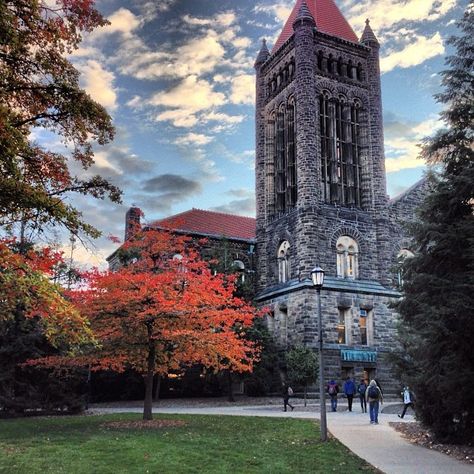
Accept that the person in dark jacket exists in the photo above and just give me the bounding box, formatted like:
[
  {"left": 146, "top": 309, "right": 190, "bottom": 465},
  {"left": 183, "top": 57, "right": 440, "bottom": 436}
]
[
  {"left": 357, "top": 379, "right": 367, "bottom": 413},
  {"left": 343, "top": 377, "right": 356, "bottom": 412},
  {"left": 365, "top": 379, "right": 383, "bottom": 424},
  {"left": 282, "top": 383, "right": 294, "bottom": 412},
  {"left": 326, "top": 380, "right": 339, "bottom": 412}
]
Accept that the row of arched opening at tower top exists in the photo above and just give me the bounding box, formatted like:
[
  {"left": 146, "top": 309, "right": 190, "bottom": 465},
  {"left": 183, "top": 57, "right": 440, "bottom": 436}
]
[
  {"left": 317, "top": 51, "right": 365, "bottom": 82},
  {"left": 267, "top": 60, "right": 296, "bottom": 98},
  {"left": 266, "top": 54, "right": 366, "bottom": 100}
]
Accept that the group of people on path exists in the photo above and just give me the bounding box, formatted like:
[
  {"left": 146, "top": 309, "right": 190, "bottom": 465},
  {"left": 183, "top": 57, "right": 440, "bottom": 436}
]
[
  {"left": 326, "top": 377, "right": 385, "bottom": 423},
  {"left": 283, "top": 377, "right": 415, "bottom": 424}
]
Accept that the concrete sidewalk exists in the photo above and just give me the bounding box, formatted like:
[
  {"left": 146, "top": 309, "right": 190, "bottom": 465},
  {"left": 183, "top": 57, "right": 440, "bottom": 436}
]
[{"left": 89, "top": 403, "right": 473, "bottom": 474}]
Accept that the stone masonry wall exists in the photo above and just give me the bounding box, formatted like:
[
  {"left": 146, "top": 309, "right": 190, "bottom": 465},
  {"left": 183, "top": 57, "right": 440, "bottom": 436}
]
[{"left": 263, "top": 286, "right": 399, "bottom": 395}]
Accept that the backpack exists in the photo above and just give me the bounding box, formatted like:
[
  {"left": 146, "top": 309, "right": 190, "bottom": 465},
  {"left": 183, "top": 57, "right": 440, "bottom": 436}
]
[
  {"left": 287, "top": 386, "right": 294, "bottom": 396},
  {"left": 368, "top": 385, "right": 379, "bottom": 399},
  {"left": 328, "top": 385, "right": 336, "bottom": 395},
  {"left": 358, "top": 384, "right": 366, "bottom": 395}
]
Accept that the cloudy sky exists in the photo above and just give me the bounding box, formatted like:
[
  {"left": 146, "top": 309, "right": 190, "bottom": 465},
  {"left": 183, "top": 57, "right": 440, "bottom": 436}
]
[{"left": 55, "top": 0, "right": 467, "bottom": 266}]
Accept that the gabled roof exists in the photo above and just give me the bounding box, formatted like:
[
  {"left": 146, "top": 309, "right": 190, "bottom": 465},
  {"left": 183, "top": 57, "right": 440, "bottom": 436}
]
[
  {"left": 152, "top": 209, "right": 256, "bottom": 241},
  {"left": 272, "top": 0, "right": 359, "bottom": 53}
]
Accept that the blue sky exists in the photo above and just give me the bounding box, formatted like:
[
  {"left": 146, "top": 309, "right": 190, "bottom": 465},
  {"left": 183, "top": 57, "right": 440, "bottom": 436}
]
[{"left": 57, "top": 0, "right": 467, "bottom": 266}]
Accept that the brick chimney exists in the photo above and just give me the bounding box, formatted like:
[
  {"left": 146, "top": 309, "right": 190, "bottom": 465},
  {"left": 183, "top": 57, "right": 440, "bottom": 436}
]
[{"left": 125, "top": 206, "right": 142, "bottom": 241}]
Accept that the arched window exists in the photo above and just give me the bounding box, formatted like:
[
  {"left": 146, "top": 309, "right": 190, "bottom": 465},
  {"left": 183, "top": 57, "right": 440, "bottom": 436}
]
[
  {"left": 319, "top": 94, "right": 362, "bottom": 207},
  {"left": 277, "top": 241, "right": 291, "bottom": 283},
  {"left": 317, "top": 51, "right": 324, "bottom": 71},
  {"left": 233, "top": 259, "right": 246, "bottom": 283},
  {"left": 275, "top": 104, "right": 286, "bottom": 212},
  {"left": 274, "top": 100, "right": 296, "bottom": 214},
  {"left": 336, "top": 236, "right": 359, "bottom": 279},
  {"left": 396, "top": 249, "right": 414, "bottom": 287}
]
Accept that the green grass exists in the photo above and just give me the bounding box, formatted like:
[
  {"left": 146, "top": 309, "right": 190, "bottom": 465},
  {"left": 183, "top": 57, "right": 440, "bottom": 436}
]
[{"left": 0, "top": 414, "right": 377, "bottom": 473}]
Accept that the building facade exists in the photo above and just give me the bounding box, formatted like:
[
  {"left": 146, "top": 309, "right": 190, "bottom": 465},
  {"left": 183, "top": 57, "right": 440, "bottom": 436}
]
[{"left": 253, "top": 0, "right": 427, "bottom": 394}]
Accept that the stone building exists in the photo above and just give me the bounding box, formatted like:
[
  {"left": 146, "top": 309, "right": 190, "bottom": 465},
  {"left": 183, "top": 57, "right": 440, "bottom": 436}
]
[
  {"left": 109, "top": 207, "right": 257, "bottom": 287},
  {"left": 112, "top": 0, "right": 429, "bottom": 396},
  {"left": 253, "top": 0, "right": 427, "bottom": 395}
]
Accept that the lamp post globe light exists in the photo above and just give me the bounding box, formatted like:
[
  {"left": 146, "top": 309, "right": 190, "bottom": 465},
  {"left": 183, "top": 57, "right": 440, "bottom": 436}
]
[{"left": 311, "top": 266, "right": 327, "bottom": 442}]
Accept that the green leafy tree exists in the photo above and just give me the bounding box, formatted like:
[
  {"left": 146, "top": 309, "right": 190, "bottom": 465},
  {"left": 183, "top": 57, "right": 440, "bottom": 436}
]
[
  {"left": 286, "top": 345, "right": 317, "bottom": 406},
  {"left": 243, "top": 318, "right": 282, "bottom": 396},
  {"left": 393, "top": 5, "right": 474, "bottom": 443},
  {"left": 0, "top": 0, "right": 121, "bottom": 237}
]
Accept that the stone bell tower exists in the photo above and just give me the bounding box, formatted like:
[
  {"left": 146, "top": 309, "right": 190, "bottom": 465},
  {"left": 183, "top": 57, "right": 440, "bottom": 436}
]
[{"left": 254, "top": 0, "right": 401, "bottom": 393}]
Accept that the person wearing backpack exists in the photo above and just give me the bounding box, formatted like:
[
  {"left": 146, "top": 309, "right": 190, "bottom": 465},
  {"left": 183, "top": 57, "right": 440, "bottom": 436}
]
[
  {"left": 326, "top": 380, "right": 339, "bottom": 412},
  {"left": 365, "top": 379, "right": 383, "bottom": 424},
  {"left": 398, "top": 386, "right": 415, "bottom": 418},
  {"left": 343, "top": 376, "right": 357, "bottom": 412},
  {"left": 282, "top": 382, "right": 294, "bottom": 412},
  {"left": 357, "top": 379, "right": 367, "bottom": 413}
]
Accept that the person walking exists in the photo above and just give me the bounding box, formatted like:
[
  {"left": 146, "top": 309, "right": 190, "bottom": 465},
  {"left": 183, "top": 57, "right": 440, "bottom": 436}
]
[
  {"left": 365, "top": 379, "right": 383, "bottom": 424},
  {"left": 343, "top": 376, "right": 356, "bottom": 412},
  {"left": 398, "top": 386, "right": 415, "bottom": 418},
  {"left": 327, "top": 380, "right": 339, "bottom": 412},
  {"left": 357, "top": 379, "right": 367, "bottom": 413},
  {"left": 282, "top": 383, "right": 294, "bottom": 412}
]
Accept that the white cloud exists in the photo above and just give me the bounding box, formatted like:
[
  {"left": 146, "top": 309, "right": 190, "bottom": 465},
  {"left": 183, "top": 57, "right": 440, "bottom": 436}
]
[
  {"left": 96, "top": 8, "right": 141, "bottom": 38},
  {"left": 253, "top": 3, "right": 292, "bottom": 23},
  {"left": 230, "top": 74, "right": 255, "bottom": 105},
  {"left": 174, "top": 133, "right": 214, "bottom": 146},
  {"left": 93, "top": 150, "right": 121, "bottom": 173},
  {"left": 79, "top": 60, "right": 117, "bottom": 111},
  {"left": 381, "top": 32, "right": 444, "bottom": 73},
  {"left": 385, "top": 116, "right": 442, "bottom": 172},
  {"left": 346, "top": 0, "right": 458, "bottom": 33},
  {"left": 206, "top": 112, "right": 245, "bottom": 124},
  {"left": 151, "top": 75, "right": 226, "bottom": 127}
]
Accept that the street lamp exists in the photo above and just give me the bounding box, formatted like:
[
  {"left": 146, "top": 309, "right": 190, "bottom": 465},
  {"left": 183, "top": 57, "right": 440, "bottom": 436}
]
[{"left": 311, "top": 266, "right": 327, "bottom": 442}]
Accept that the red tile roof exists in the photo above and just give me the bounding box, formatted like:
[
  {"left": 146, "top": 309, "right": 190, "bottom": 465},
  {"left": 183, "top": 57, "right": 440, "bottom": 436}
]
[
  {"left": 272, "top": 0, "right": 358, "bottom": 53},
  {"left": 152, "top": 209, "right": 256, "bottom": 241}
]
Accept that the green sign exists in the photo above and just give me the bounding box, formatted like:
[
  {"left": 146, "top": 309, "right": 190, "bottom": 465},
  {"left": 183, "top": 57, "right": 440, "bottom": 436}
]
[{"left": 341, "top": 350, "right": 377, "bottom": 363}]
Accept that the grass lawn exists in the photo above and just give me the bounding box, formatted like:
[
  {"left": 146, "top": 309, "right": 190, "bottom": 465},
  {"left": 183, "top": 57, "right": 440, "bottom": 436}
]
[{"left": 0, "top": 414, "right": 377, "bottom": 473}]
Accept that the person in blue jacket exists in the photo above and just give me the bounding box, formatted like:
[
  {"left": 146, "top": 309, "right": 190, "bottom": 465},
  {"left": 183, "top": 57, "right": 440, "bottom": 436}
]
[{"left": 343, "top": 376, "right": 357, "bottom": 412}]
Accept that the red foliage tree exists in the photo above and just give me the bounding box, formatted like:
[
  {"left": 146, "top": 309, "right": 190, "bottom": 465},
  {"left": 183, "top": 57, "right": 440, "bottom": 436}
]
[
  {"left": 0, "top": 239, "right": 93, "bottom": 347},
  {"left": 70, "top": 229, "right": 261, "bottom": 419}
]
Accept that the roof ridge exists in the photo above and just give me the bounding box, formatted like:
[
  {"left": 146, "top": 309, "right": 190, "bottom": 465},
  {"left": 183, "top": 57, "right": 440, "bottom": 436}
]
[
  {"left": 189, "top": 208, "right": 256, "bottom": 220},
  {"left": 389, "top": 178, "right": 428, "bottom": 204}
]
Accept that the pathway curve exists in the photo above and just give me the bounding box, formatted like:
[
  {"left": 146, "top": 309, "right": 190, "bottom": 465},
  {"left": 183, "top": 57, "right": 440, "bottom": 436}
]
[{"left": 88, "top": 402, "right": 473, "bottom": 474}]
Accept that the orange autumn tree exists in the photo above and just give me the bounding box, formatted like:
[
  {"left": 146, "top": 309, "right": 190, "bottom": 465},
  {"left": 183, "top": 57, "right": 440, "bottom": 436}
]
[{"left": 72, "top": 228, "right": 261, "bottom": 420}]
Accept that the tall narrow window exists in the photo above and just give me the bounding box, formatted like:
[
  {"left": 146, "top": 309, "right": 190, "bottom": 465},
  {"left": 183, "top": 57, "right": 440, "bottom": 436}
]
[
  {"left": 277, "top": 241, "right": 290, "bottom": 283},
  {"left": 286, "top": 100, "right": 296, "bottom": 207},
  {"left": 320, "top": 95, "right": 362, "bottom": 206},
  {"left": 359, "top": 309, "right": 368, "bottom": 345},
  {"left": 274, "top": 102, "right": 297, "bottom": 215},
  {"left": 275, "top": 107, "right": 286, "bottom": 213},
  {"left": 320, "top": 92, "right": 332, "bottom": 202},
  {"left": 337, "top": 309, "right": 347, "bottom": 344}
]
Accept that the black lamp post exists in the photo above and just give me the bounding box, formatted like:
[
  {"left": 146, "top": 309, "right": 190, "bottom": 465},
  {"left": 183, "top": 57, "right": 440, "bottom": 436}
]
[{"left": 311, "top": 266, "right": 327, "bottom": 441}]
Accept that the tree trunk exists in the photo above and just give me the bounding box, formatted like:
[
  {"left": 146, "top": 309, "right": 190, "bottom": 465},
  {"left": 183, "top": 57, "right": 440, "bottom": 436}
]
[
  {"left": 304, "top": 385, "right": 307, "bottom": 407},
  {"left": 153, "top": 374, "right": 161, "bottom": 401},
  {"left": 227, "top": 370, "right": 235, "bottom": 402},
  {"left": 143, "top": 323, "right": 156, "bottom": 420}
]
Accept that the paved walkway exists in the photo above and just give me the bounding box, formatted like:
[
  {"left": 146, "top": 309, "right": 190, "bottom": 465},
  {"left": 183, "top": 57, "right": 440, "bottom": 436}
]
[{"left": 89, "top": 402, "right": 473, "bottom": 474}]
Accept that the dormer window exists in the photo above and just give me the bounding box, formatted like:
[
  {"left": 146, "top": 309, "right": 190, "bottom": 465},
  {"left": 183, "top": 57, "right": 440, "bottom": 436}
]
[
  {"left": 233, "top": 259, "right": 246, "bottom": 283},
  {"left": 336, "top": 236, "right": 359, "bottom": 279}
]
